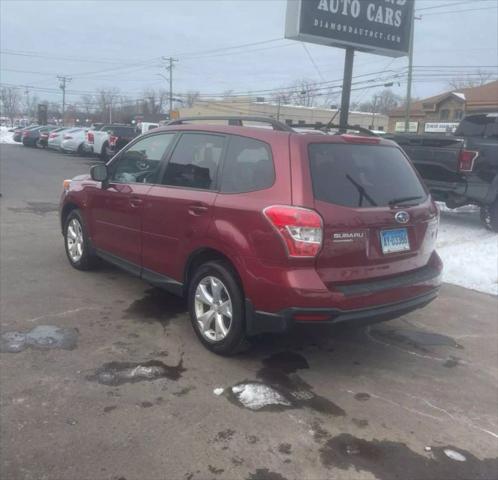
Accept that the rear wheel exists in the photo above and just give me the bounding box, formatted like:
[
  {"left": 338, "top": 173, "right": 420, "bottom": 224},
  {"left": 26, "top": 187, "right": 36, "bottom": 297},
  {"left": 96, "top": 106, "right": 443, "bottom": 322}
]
[
  {"left": 63, "top": 210, "right": 99, "bottom": 270},
  {"left": 77, "top": 143, "right": 85, "bottom": 156},
  {"left": 480, "top": 198, "right": 498, "bottom": 232},
  {"left": 100, "top": 142, "right": 109, "bottom": 161},
  {"left": 188, "top": 261, "right": 247, "bottom": 355}
]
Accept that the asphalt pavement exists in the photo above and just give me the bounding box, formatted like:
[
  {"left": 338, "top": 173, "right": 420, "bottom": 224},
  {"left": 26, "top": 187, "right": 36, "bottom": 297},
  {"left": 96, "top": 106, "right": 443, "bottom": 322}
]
[{"left": 1, "top": 144, "right": 497, "bottom": 480}]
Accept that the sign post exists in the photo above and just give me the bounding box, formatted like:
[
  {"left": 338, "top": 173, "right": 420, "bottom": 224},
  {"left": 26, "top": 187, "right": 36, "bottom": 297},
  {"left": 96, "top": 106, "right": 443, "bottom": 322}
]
[{"left": 285, "top": 0, "right": 415, "bottom": 129}]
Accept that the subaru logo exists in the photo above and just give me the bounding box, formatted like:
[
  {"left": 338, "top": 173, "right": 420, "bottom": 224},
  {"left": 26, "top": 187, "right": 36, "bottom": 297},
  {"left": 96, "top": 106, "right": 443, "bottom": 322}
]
[{"left": 395, "top": 211, "right": 410, "bottom": 224}]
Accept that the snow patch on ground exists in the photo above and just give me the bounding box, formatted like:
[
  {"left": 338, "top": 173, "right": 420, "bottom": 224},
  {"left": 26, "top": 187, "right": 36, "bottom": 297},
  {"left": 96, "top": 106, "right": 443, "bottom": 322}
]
[
  {"left": 0, "top": 126, "right": 20, "bottom": 145},
  {"left": 437, "top": 209, "right": 498, "bottom": 296},
  {"left": 231, "top": 383, "right": 291, "bottom": 410}
]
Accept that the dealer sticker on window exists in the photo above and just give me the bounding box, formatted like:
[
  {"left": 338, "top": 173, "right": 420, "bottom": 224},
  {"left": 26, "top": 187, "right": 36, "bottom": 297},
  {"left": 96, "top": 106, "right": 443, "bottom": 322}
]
[{"left": 380, "top": 228, "right": 410, "bottom": 254}]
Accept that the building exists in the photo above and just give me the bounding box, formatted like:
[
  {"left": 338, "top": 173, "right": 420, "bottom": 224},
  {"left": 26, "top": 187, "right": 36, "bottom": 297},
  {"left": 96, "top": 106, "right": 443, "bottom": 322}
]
[
  {"left": 177, "top": 97, "right": 388, "bottom": 131},
  {"left": 388, "top": 79, "right": 498, "bottom": 134}
]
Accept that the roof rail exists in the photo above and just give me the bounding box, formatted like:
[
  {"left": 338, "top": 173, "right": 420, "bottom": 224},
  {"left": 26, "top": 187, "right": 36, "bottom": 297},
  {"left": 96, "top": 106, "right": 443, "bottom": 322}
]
[
  {"left": 288, "top": 122, "right": 379, "bottom": 137},
  {"left": 166, "top": 116, "right": 294, "bottom": 132}
]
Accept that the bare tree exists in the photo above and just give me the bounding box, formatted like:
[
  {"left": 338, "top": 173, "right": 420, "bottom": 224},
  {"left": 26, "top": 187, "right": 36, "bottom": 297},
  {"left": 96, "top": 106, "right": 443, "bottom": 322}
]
[
  {"left": 448, "top": 69, "right": 495, "bottom": 89},
  {"left": 80, "top": 94, "right": 95, "bottom": 115},
  {"left": 142, "top": 88, "right": 168, "bottom": 115},
  {"left": 185, "top": 90, "right": 200, "bottom": 108},
  {"left": 358, "top": 89, "right": 403, "bottom": 115},
  {"left": 1, "top": 87, "right": 22, "bottom": 125},
  {"left": 95, "top": 87, "right": 120, "bottom": 122},
  {"left": 25, "top": 94, "right": 40, "bottom": 120}
]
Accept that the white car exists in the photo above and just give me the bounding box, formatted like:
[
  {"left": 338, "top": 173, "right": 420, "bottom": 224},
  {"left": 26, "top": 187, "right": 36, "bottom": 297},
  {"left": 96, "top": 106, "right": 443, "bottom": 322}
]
[
  {"left": 60, "top": 128, "right": 88, "bottom": 154},
  {"left": 47, "top": 128, "right": 71, "bottom": 150}
]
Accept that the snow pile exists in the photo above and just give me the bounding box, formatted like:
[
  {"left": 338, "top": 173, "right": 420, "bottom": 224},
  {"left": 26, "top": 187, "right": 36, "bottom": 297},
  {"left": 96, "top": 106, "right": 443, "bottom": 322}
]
[
  {"left": 437, "top": 209, "right": 498, "bottom": 296},
  {"left": 0, "top": 126, "right": 19, "bottom": 145},
  {"left": 231, "top": 383, "right": 291, "bottom": 410}
]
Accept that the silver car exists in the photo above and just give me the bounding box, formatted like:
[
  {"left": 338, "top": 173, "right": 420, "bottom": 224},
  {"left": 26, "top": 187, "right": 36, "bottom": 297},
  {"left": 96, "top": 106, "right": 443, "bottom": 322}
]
[{"left": 47, "top": 128, "right": 72, "bottom": 150}]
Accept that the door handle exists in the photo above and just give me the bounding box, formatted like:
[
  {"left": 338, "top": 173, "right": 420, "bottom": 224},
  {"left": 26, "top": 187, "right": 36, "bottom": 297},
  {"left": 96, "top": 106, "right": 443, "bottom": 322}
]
[
  {"left": 129, "top": 196, "right": 143, "bottom": 208},
  {"left": 188, "top": 203, "right": 209, "bottom": 216}
]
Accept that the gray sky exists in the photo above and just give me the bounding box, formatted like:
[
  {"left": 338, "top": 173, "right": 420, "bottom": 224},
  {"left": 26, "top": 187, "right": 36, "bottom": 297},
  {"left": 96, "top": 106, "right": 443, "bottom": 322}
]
[{"left": 1, "top": 0, "right": 497, "bottom": 108}]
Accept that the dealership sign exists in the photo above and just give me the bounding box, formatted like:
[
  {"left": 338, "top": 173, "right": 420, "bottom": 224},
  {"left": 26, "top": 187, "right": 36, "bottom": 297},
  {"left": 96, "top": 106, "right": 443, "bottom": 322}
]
[
  {"left": 285, "top": 0, "right": 415, "bottom": 57},
  {"left": 395, "top": 121, "right": 418, "bottom": 133},
  {"left": 424, "top": 122, "right": 459, "bottom": 133}
]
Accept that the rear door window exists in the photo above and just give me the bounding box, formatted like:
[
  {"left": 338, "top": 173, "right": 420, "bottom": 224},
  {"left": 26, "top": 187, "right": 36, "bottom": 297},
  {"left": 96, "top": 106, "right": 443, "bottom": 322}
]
[
  {"left": 162, "top": 133, "right": 225, "bottom": 190},
  {"left": 455, "top": 115, "right": 497, "bottom": 137},
  {"left": 220, "top": 136, "right": 274, "bottom": 193},
  {"left": 309, "top": 144, "right": 427, "bottom": 208}
]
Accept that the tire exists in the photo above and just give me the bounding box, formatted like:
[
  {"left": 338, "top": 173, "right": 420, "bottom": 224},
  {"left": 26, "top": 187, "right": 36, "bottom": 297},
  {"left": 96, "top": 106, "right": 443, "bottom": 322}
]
[
  {"left": 100, "top": 143, "right": 109, "bottom": 162},
  {"left": 63, "top": 209, "right": 99, "bottom": 270},
  {"left": 77, "top": 143, "right": 84, "bottom": 156},
  {"left": 188, "top": 261, "right": 248, "bottom": 355},
  {"left": 480, "top": 199, "right": 498, "bottom": 232}
]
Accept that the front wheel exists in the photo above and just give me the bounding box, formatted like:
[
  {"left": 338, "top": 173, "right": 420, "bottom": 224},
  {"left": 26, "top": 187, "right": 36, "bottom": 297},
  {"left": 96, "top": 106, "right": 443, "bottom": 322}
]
[
  {"left": 188, "top": 261, "right": 248, "bottom": 355},
  {"left": 480, "top": 199, "right": 498, "bottom": 232},
  {"left": 64, "top": 210, "right": 99, "bottom": 270}
]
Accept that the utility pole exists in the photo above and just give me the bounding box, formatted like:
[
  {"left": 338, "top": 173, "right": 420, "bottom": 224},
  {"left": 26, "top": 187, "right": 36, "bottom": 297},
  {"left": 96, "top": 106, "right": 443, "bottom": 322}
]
[
  {"left": 276, "top": 96, "right": 282, "bottom": 121},
  {"left": 339, "top": 47, "right": 355, "bottom": 131},
  {"left": 162, "top": 57, "right": 178, "bottom": 119},
  {"left": 404, "top": 9, "right": 421, "bottom": 133},
  {"left": 57, "top": 76, "right": 72, "bottom": 126},
  {"left": 24, "top": 86, "right": 30, "bottom": 120}
]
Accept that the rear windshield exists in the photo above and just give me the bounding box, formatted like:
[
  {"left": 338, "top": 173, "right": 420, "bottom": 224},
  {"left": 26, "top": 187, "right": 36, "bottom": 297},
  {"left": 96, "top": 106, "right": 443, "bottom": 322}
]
[
  {"left": 109, "top": 126, "right": 135, "bottom": 136},
  {"left": 455, "top": 115, "right": 498, "bottom": 138},
  {"left": 309, "top": 144, "right": 427, "bottom": 208}
]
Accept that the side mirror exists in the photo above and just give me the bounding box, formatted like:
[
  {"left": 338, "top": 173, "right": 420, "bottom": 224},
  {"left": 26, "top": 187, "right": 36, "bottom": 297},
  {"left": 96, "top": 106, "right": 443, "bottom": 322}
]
[{"left": 90, "top": 164, "right": 108, "bottom": 183}]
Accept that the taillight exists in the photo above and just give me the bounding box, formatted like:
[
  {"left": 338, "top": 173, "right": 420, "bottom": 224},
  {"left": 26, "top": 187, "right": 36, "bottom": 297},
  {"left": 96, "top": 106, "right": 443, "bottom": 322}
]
[
  {"left": 458, "top": 149, "right": 478, "bottom": 172},
  {"left": 263, "top": 205, "right": 323, "bottom": 257},
  {"left": 109, "top": 135, "right": 118, "bottom": 146},
  {"left": 341, "top": 134, "right": 380, "bottom": 144},
  {"left": 87, "top": 132, "right": 94, "bottom": 144},
  {"left": 49, "top": 133, "right": 58, "bottom": 139},
  {"left": 22, "top": 131, "right": 29, "bottom": 137}
]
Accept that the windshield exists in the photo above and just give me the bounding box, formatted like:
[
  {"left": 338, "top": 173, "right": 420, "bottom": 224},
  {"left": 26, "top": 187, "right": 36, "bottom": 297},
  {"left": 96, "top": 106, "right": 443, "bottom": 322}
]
[{"left": 309, "top": 144, "right": 427, "bottom": 208}]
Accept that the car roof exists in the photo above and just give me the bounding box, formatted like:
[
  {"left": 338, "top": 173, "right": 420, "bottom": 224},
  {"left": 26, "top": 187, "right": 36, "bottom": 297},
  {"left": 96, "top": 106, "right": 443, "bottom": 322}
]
[{"left": 149, "top": 124, "right": 397, "bottom": 147}]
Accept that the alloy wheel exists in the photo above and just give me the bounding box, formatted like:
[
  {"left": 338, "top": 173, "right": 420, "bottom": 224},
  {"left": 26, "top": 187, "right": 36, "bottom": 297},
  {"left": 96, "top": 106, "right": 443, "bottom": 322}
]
[
  {"left": 66, "top": 218, "right": 84, "bottom": 263},
  {"left": 194, "top": 276, "right": 233, "bottom": 342}
]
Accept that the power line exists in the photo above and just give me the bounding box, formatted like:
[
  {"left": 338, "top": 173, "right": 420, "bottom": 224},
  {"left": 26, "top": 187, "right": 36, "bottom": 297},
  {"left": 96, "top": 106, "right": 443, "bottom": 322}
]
[{"left": 420, "top": 5, "right": 497, "bottom": 16}]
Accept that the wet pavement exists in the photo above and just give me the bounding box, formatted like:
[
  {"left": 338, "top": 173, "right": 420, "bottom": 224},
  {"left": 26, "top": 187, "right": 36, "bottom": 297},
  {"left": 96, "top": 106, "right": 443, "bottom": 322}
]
[{"left": 1, "top": 145, "right": 498, "bottom": 480}]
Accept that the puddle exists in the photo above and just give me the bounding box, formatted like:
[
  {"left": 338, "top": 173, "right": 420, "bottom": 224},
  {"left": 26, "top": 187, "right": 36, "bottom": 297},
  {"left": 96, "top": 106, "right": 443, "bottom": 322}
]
[
  {"left": 246, "top": 469, "right": 289, "bottom": 480},
  {"left": 225, "top": 351, "right": 345, "bottom": 416},
  {"left": 8, "top": 201, "right": 59, "bottom": 216},
  {"left": 278, "top": 443, "right": 292, "bottom": 455},
  {"left": 352, "top": 418, "right": 369, "bottom": 428},
  {"left": 87, "top": 359, "right": 185, "bottom": 386},
  {"left": 319, "top": 433, "right": 498, "bottom": 480},
  {"left": 214, "top": 429, "right": 236, "bottom": 442},
  {"left": 354, "top": 392, "right": 371, "bottom": 402},
  {"left": 0, "top": 325, "right": 79, "bottom": 353},
  {"left": 208, "top": 465, "right": 224, "bottom": 475},
  {"left": 123, "top": 288, "right": 186, "bottom": 326},
  {"left": 370, "top": 328, "right": 463, "bottom": 352}
]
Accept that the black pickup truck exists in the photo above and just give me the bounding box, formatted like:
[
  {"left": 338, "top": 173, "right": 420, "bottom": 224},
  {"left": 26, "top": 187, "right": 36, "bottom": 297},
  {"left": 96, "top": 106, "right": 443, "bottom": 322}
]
[
  {"left": 390, "top": 113, "right": 498, "bottom": 231},
  {"left": 105, "top": 125, "right": 139, "bottom": 158}
]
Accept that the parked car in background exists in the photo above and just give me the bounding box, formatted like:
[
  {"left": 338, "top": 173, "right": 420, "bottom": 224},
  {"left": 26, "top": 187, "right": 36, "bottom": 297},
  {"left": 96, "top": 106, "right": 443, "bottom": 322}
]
[
  {"left": 60, "top": 116, "right": 442, "bottom": 355},
  {"left": 60, "top": 128, "right": 88, "bottom": 154},
  {"left": 390, "top": 113, "right": 498, "bottom": 231},
  {"left": 13, "top": 125, "right": 38, "bottom": 142},
  {"left": 38, "top": 126, "right": 60, "bottom": 148},
  {"left": 22, "top": 126, "right": 56, "bottom": 147},
  {"left": 106, "top": 125, "right": 139, "bottom": 157},
  {"left": 47, "top": 128, "right": 71, "bottom": 150},
  {"left": 86, "top": 124, "right": 130, "bottom": 161}
]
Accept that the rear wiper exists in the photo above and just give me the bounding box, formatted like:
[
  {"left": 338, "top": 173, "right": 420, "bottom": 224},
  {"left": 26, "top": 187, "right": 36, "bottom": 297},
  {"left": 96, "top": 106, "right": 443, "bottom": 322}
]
[
  {"left": 388, "top": 196, "right": 423, "bottom": 207},
  {"left": 345, "top": 174, "right": 377, "bottom": 207}
]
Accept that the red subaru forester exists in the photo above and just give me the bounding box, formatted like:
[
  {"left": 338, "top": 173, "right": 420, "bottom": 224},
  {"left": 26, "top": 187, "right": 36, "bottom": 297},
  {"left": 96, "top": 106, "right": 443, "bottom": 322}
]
[{"left": 60, "top": 117, "right": 442, "bottom": 354}]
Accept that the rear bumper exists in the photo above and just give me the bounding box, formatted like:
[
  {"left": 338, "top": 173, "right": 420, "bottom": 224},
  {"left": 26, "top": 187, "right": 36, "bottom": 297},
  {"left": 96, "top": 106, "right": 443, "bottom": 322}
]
[
  {"left": 246, "top": 288, "right": 439, "bottom": 335},
  {"left": 243, "top": 252, "right": 442, "bottom": 335}
]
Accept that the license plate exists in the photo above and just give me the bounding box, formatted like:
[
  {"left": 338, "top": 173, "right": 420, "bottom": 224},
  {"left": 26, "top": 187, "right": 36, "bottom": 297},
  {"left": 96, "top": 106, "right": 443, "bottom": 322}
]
[{"left": 380, "top": 228, "right": 410, "bottom": 254}]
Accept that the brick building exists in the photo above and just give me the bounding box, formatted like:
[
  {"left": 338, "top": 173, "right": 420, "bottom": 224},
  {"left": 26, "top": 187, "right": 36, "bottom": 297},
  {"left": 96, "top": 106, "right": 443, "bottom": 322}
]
[{"left": 388, "top": 79, "right": 498, "bottom": 133}]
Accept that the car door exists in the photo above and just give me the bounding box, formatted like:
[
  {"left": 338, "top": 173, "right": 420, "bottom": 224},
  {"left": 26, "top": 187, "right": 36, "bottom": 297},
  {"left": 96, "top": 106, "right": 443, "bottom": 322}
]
[
  {"left": 89, "top": 133, "right": 175, "bottom": 269},
  {"left": 142, "top": 132, "right": 226, "bottom": 282}
]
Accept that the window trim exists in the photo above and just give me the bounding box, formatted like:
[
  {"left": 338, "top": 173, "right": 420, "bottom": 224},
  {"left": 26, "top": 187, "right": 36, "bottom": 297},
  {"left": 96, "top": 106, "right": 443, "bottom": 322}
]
[
  {"left": 106, "top": 131, "right": 179, "bottom": 186},
  {"left": 218, "top": 134, "right": 276, "bottom": 195},
  {"left": 158, "top": 131, "right": 228, "bottom": 192}
]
